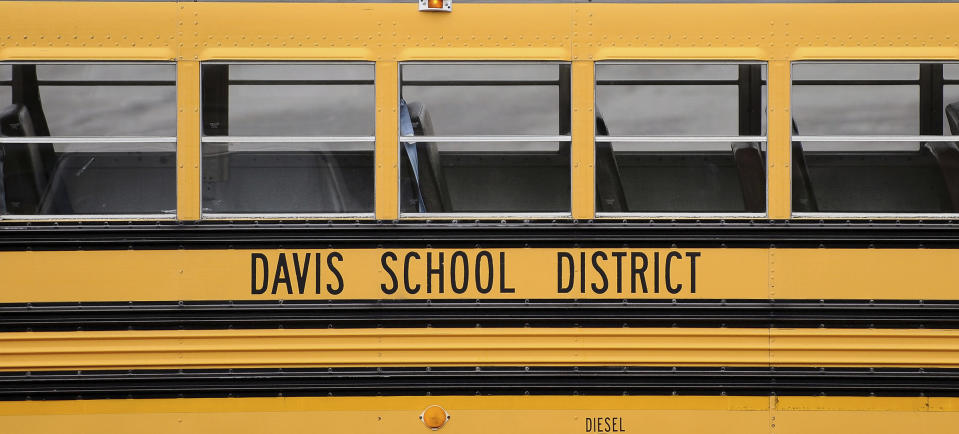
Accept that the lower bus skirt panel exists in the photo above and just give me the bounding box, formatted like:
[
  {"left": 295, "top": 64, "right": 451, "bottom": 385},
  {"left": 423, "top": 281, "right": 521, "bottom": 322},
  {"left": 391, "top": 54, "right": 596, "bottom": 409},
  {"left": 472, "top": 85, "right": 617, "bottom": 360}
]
[{"left": 4, "top": 367, "right": 959, "bottom": 400}]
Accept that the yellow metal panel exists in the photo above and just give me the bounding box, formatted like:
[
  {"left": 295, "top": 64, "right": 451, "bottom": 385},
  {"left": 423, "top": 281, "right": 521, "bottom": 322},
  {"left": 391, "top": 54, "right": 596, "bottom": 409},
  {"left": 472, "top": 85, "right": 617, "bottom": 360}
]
[
  {"left": 176, "top": 60, "right": 201, "bottom": 220},
  {"left": 571, "top": 60, "right": 595, "bottom": 219},
  {"left": 5, "top": 247, "right": 959, "bottom": 302},
  {"left": 770, "top": 248, "right": 959, "bottom": 300},
  {"left": 774, "top": 396, "right": 959, "bottom": 412},
  {"left": 0, "top": 248, "right": 765, "bottom": 302},
  {"left": 0, "top": 2, "right": 177, "bottom": 61},
  {"left": 3, "top": 327, "right": 959, "bottom": 371},
  {"left": 6, "top": 395, "right": 959, "bottom": 434},
  {"left": 0, "top": 396, "right": 768, "bottom": 434},
  {"left": 579, "top": 4, "right": 777, "bottom": 61},
  {"left": 577, "top": 4, "right": 959, "bottom": 61},
  {"left": 3, "top": 2, "right": 959, "bottom": 220},
  {"left": 184, "top": 3, "right": 572, "bottom": 62},
  {"left": 376, "top": 61, "right": 400, "bottom": 219}
]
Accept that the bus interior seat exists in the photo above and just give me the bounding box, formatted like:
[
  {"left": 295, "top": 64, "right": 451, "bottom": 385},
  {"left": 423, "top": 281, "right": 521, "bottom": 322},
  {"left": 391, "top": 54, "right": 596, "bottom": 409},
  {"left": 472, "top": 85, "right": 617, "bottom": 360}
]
[
  {"left": 790, "top": 120, "right": 818, "bottom": 212},
  {"left": 1, "top": 103, "right": 50, "bottom": 214},
  {"left": 922, "top": 141, "right": 959, "bottom": 211},
  {"left": 402, "top": 101, "right": 451, "bottom": 213},
  {"left": 947, "top": 103, "right": 959, "bottom": 135},
  {"left": 923, "top": 102, "right": 959, "bottom": 211},
  {"left": 800, "top": 118, "right": 946, "bottom": 213},
  {"left": 200, "top": 123, "right": 365, "bottom": 214},
  {"left": 731, "top": 141, "right": 765, "bottom": 213},
  {"left": 594, "top": 110, "right": 628, "bottom": 212}
]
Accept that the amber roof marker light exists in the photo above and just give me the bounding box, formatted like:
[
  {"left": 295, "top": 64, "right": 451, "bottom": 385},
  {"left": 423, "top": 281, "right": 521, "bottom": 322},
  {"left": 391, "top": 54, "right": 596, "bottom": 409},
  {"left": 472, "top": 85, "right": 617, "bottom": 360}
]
[
  {"left": 420, "top": 405, "right": 450, "bottom": 430},
  {"left": 419, "top": 0, "right": 451, "bottom": 12}
]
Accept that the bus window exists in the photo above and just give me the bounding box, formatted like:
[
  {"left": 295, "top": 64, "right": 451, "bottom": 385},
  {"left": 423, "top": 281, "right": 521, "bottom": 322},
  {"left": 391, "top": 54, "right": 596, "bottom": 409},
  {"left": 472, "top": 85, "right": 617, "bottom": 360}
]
[
  {"left": 594, "top": 62, "right": 767, "bottom": 215},
  {"left": 944, "top": 64, "right": 959, "bottom": 134},
  {"left": 399, "top": 62, "right": 570, "bottom": 215},
  {"left": 792, "top": 62, "right": 959, "bottom": 215},
  {"left": 0, "top": 65, "right": 10, "bottom": 106},
  {"left": 199, "top": 63, "right": 374, "bottom": 216},
  {"left": 0, "top": 63, "right": 176, "bottom": 217}
]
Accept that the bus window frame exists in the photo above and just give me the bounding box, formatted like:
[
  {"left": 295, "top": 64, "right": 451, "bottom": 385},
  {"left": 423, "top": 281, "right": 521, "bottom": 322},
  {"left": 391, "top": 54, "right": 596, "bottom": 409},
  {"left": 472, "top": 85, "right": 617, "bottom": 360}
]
[
  {"left": 592, "top": 60, "right": 769, "bottom": 220},
  {"left": 396, "top": 60, "right": 574, "bottom": 219},
  {"left": 789, "top": 60, "right": 959, "bottom": 220},
  {"left": 197, "top": 60, "right": 377, "bottom": 220},
  {"left": 0, "top": 60, "right": 179, "bottom": 222}
]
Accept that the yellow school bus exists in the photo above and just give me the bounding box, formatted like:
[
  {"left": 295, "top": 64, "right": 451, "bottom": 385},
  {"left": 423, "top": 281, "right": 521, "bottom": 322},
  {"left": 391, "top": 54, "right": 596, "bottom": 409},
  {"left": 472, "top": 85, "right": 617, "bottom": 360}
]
[{"left": 2, "top": 1, "right": 959, "bottom": 433}]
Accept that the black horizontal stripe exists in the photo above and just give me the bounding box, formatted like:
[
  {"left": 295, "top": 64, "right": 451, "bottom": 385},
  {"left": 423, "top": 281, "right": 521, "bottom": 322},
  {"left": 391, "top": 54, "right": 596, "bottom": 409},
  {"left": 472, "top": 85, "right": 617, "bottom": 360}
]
[
  {"left": 4, "top": 220, "right": 959, "bottom": 250},
  {"left": 2, "top": 367, "right": 959, "bottom": 400},
  {"left": 4, "top": 299, "right": 959, "bottom": 331}
]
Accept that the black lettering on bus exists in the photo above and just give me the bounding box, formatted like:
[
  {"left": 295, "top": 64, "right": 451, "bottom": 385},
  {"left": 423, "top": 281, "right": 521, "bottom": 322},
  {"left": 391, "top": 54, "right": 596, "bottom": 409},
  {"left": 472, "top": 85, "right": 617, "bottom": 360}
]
[
  {"left": 326, "top": 252, "right": 344, "bottom": 295},
  {"left": 450, "top": 251, "right": 469, "bottom": 294},
  {"left": 557, "top": 252, "right": 574, "bottom": 293},
  {"left": 426, "top": 252, "right": 444, "bottom": 294},
  {"left": 631, "top": 252, "right": 648, "bottom": 294},
  {"left": 251, "top": 253, "right": 268, "bottom": 295},
  {"left": 579, "top": 251, "right": 586, "bottom": 293},
  {"left": 665, "top": 251, "right": 683, "bottom": 294},
  {"left": 475, "top": 250, "right": 494, "bottom": 294},
  {"left": 591, "top": 251, "right": 608, "bottom": 294},
  {"left": 686, "top": 251, "right": 700, "bottom": 294},
  {"left": 499, "top": 252, "right": 515, "bottom": 293},
  {"left": 272, "top": 253, "right": 293, "bottom": 295},
  {"left": 653, "top": 252, "right": 660, "bottom": 294},
  {"left": 381, "top": 251, "right": 398, "bottom": 294},
  {"left": 611, "top": 251, "right": 626, "bottom": 294},
  {"left": 291, "top": 253, "right": 311, "bottom": 295},
  {"left": 404, "top": 252, "right": 421, "bottom": 294},
  {"left": 313, "top": 252, "right": 323, "bottom": 295}
]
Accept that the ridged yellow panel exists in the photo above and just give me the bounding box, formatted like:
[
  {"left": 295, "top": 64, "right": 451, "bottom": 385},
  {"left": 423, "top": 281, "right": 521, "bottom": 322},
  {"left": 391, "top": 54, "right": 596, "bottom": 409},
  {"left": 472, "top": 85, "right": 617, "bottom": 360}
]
[{"left": 2, "top": 328, "right": 959, "bottom": 371}]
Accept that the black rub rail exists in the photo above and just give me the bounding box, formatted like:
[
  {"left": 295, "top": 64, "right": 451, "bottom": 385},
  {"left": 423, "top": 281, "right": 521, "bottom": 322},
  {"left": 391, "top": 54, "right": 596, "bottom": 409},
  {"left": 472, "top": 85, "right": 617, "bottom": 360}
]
[
  {"left": 4, "top": 220, "right": 959, "bottom": 250},
  {"left": 3, "top": 367, "right": 959, "bottom": 400},
  {"left": 4, "top": 299, "right": 959, "bottom": 331}
]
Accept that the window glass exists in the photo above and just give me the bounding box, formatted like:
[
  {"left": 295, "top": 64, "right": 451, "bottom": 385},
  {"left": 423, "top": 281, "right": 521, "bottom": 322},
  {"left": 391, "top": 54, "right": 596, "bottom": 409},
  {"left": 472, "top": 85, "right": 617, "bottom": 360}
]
[
  {"left": 595, "top": 62, "right": 767, "bottom": 214},
  {"left": 946, "top": 64, "right": 959, "bottom": 80},
  {"left": 792, "top": 63, "right": 917, "bottom": 81},
  {"left": 399, "top": 63, "right": 570, "bottom": 214},
  {"left": 36, "top": 64, "right": 176, "bottom": 136},
  {"left": 202, "top": 142, "right": 373, "bottom": 214},
  {"left": 0, "top": 64, "right": 10, "bottom": 106},
  {"left": 200, "top": 63, "right": 375, "bottom": 215},
  {"left": 1, "top": 63, "right": 176, "bottom": 217},
  {"left": 222, "top": 64, "right": 373, "bottom": 137},
  {"left": 401, "top": 141, "right": 570, "bottom": 213},
  {"left": 944, "top": 85, "right": 959, "bottom": 135},
  {"left": 792, "top": 85, "right": 918, "bottom": 135},
  {"left": 791, "top": 62, "right": 959, "bottom": 214},
  {"left": 401, "top": 63, "right": 561, "bottom": 136},
  {"left": 596, "top": 63, "right": 764, "bottom": 136}
]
